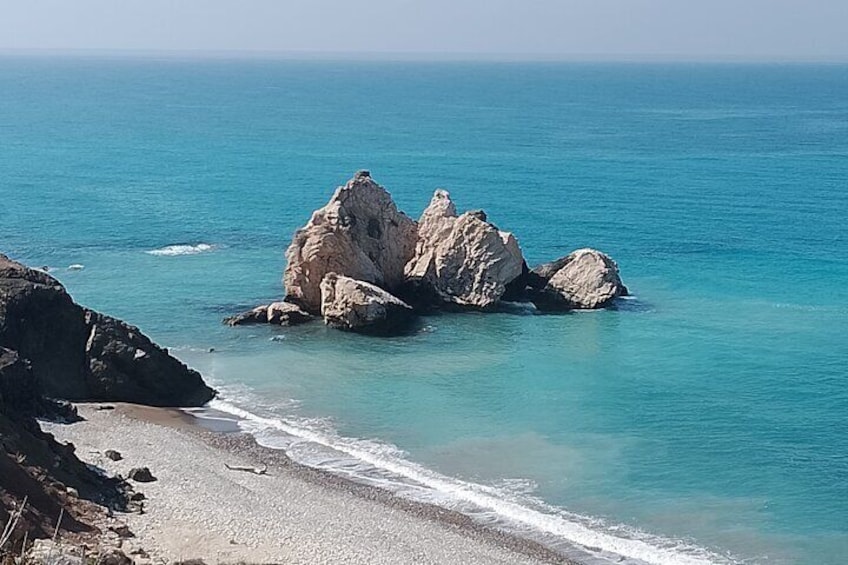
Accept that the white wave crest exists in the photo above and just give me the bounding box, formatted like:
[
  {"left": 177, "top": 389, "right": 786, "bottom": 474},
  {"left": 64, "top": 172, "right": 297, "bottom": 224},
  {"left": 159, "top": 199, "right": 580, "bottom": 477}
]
[
  {"left": 146, "top": 243, "right": 216, "bottom": 257},
  {"left": 208, "top": 398, "right": 734, "bottom": 565}
]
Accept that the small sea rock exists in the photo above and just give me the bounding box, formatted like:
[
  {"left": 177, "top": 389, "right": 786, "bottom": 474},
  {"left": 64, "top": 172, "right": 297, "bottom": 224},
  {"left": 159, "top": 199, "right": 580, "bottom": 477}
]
[
  {"left": 320, "top": 273, "right": 414, "bottom": 335},
  {"left": 530, "top": 248, "right": 628, "bottom": 310},
  {"left": 128, "top": 467, "right": 156, "bottom": 483},
  {"left": 105, "top": 449, "right": 123, "bottom": 461}
]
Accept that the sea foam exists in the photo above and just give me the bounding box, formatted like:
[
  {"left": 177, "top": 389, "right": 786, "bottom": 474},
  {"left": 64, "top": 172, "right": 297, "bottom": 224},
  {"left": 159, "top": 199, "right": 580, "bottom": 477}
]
[
  {"left": 208, "top": 397, "right": 737, "bottom": 565},
  {"left": 146, "top": 243, "right": 216, "bottom": 257}
]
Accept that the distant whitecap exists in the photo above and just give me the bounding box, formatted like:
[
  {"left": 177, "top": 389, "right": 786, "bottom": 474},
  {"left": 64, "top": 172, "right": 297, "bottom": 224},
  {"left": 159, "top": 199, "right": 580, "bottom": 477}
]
[
  {"left": 146, "top": 243, "right": 216, "bottom": 257},
  {"left": 67, "top": 264, "right": 85, "bottom": 271}
]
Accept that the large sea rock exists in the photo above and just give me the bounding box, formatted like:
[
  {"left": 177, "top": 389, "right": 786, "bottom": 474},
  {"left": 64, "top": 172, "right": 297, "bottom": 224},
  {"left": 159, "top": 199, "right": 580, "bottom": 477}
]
[
  {"left": 0, "top": 254, "right": 216, "bottom": 406},
  {"left": 283, "top": 171, "right": 418, "bottom": 313},
  {"left": 529, "top": 248, "right": 627, "bottom": 310},
  {"left": 404, "top": 189, "right": 525, "bottom": 309},
  {"left": 320, "top": 273, "right": 414, "bottom": 335}
]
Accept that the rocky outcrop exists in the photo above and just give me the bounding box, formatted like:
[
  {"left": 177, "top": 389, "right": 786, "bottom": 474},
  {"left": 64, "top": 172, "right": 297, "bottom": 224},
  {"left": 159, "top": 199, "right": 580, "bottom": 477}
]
[
  {"left": 320, "top": 273, "right": 414, "bottom": 335},
  {"left": 224, "top": 301, "right": 312, "bottom": 327},
  {"left": 84, "top": 310, "right": 215, "bottom": 407},
  {"left": 529, "top": 248, "right": 627, "bottom": 310},
  {"left": 403, "top": 190, "right": 525, "bottom": 309},
  {"left": 0, "top": 254, "right": 216, "bottom": 407},
  {"left": 1, "top": 347, "right": 128, "bottom": 551},
  {"left": 0, "top": 257, "right": 89, "bottom": 400},
  {"left": 232, "top": 172, "right": 630, "bottom": 336},
  {"left": 283, "top": 171, "right": 418, "bottom": 313}
]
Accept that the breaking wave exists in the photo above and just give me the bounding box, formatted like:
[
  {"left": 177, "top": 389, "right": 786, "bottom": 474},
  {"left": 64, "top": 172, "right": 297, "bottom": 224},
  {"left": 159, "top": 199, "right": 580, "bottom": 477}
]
[
  {"left": 146, "top": 243, "right": 217, "bottom": 257},
  {"left": 206, "top": 396, "right": 737, "bottom": 565}
]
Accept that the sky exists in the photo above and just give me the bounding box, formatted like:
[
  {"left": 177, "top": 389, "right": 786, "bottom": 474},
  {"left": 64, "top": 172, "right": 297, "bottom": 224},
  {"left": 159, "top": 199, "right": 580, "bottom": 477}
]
[{"left": 2, "top": 0, "right": 847, "bottom": 61}]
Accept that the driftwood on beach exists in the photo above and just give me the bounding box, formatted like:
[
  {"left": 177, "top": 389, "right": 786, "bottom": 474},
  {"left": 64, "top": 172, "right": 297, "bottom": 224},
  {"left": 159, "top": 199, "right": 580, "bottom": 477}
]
[{"left": 224, "top": 463, "right": 268, "bottom": 475}]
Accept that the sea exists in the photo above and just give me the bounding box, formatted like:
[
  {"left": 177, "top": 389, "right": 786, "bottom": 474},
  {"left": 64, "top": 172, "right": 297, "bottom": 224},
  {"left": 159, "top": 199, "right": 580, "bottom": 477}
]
[{"left": 1, "top": 55, "right": 846, "bottom": 565}]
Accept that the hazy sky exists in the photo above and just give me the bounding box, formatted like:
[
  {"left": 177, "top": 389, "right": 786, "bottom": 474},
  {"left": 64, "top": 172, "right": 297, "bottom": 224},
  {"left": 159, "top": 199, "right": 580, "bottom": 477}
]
[{"left": 2, "top": 0, "right": 847, "bottom": 61}]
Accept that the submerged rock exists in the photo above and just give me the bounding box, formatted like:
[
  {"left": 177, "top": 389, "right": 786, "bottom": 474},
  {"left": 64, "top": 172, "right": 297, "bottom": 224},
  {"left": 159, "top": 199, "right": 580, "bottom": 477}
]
[
  {"left": 283, "top": 171, "right": 418, "bottom": 313},
  {"left": 530, "top": 248, "right": 627, "bottom": 310},
  {"left": 224, "top": 301, "right": 312, "bottom": 326},
  {"left": 403, "top": 190, "right": 525, "bottom": 309},
  {"left": 320, "top": 273, "right": 414, "bottom": 335},
  {"left": 0, "top": 254, "right": 216, "bottom": 406}
]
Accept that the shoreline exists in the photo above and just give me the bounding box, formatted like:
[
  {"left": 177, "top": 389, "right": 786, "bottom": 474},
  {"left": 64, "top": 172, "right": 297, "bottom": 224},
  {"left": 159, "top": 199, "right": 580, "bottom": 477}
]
[{"left": 45, "top": 403, "right": 576, "bottom": 564}]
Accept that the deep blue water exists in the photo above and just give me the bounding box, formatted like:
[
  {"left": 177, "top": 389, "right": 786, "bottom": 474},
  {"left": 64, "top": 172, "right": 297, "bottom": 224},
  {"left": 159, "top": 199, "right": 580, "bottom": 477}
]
[{"left": 2, "top": 56, "right": 847, "bottom": 564}]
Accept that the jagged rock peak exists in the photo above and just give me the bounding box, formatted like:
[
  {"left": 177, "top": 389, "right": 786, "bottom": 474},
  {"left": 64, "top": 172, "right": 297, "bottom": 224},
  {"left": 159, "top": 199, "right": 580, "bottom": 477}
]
[
  {"left": 283, "top": 173, "right": 418, "bottom": 314},
  {"left": 403, "top": 190, "right": 525, "bottom": 310}
]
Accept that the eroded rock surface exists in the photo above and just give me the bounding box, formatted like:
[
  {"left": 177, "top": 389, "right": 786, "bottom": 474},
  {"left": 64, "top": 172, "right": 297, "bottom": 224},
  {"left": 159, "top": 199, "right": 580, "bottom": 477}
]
[
  {"left": 530, "top": 248, "right": 627, "bottom": 310},
  {"left": 404, "top": 190, "right": 525, "bottom": 309},
  {"left": 320, "top": 273, "right": 414, "bottom": 335},
  {"left": 283, "top": 171, "right": 418, "bottom": 313}
]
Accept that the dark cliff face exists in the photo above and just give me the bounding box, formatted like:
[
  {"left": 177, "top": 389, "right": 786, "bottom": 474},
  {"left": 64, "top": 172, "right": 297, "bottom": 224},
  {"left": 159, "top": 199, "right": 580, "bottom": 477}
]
[
  {"left": 0, "top": 252, "right": 217, "bottom": 550},
  {"left": 83, "top": 310, "right": 214, "bottom": 407},
  {"left": 0, "top": 261, "right": 89, "bottom": 400},
  {"left": 0, "top": 347, "right": 126, "bottom": 549},
  {"left": 0, "top": 254, "right": 216, "bottom": 407}
]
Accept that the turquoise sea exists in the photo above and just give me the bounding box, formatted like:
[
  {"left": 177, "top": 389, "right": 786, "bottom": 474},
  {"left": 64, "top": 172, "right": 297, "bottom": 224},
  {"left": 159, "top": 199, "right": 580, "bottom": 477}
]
[{"left": 2, "top": 56, "right": 846, "bottom": 564}]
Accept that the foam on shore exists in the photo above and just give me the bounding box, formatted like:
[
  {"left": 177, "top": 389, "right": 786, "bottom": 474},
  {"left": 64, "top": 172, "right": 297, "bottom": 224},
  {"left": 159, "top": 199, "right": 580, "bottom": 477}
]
[{"left": 209, "top": 398, "right": 737, "bottom": 565}]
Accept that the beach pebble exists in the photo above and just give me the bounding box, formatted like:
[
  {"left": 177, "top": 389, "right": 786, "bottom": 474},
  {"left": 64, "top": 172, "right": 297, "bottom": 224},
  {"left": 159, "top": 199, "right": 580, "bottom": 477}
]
[
  {"left": 110, "top": 524, "right": 135, "bottom": 538},
  {"left": 128, "top": 467, "right": 157, "bottom": 483}
]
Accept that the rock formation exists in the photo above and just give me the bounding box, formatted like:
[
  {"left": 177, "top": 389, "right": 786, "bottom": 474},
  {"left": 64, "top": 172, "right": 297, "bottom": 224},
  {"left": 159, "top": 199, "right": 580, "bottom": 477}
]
[
  {"left": 84, "top": 310, "right": 216, "bottom": 407},
  {"left": 320, "top": 273, "right": 414, "bottom": 335},
  {"left": 0, "top": 254, "right": 216, "bottom": 407},
  {"left": 283, "top": 171, "right": 418, "bottom": 313},
  {"left": 0, "top": 256, "right": 89, "bottom": 400},
  {"left": 224, "top": 301, "right": 312, "bottom": 327},
  {"left": 529, "top": 248, "right": 628, "bottom": 310},
  {"left": 0, "top": 347, "right": 129, "bottom": 551},
  {"left": 227, "top": 172, "right": 630, "bottom": 336},
  {"left": 403, "top": 189, "right": 525, "bottom": 309}
]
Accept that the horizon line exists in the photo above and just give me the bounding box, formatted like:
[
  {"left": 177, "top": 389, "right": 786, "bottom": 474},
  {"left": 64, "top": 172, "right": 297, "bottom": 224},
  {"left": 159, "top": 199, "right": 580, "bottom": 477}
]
[{"left": 2, "top": 47, "right": 848, "bottom": 65}]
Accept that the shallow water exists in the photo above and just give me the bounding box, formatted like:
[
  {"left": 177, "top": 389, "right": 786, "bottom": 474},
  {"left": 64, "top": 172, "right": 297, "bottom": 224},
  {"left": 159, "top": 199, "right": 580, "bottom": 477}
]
[{"left": 2, "top": 57, "right": 847, "bottom": 564}]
